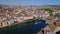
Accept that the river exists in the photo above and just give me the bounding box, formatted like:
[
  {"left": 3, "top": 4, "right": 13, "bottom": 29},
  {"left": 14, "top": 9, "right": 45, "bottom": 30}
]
[{"left": 0, "top": 19, "right": 46, "bottom": 34}]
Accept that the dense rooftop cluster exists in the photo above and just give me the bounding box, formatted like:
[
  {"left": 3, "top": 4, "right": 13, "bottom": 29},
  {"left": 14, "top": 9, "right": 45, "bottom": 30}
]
[{"left": 0, "top": 6, "right": 60, "bottom": 34}]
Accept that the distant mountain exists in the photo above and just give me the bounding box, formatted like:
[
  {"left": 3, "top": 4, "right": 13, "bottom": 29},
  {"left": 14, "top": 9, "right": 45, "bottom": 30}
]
[
  {"left": 43, "top": 5, "right": 60, "bottom": 7},
  {"left": 0, "top": 5, "right": 15, "bottom": 9},
  {"left": 0, "top": 5, "right": 10, "bottom": 8},
  {"left": 44, "top": 5, "right": 60, "bottom": 7},
  {"left": 0, "top": 5, "right": 60, "bottom": 8},
  {"left": 23, "top": 5, "right": 60, "bottom": 8}
]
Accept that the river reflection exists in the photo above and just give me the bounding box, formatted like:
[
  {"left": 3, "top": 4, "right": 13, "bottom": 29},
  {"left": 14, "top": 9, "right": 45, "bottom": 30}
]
[{"left": 0, "top": 20, "right": 46, "bottom": 34}]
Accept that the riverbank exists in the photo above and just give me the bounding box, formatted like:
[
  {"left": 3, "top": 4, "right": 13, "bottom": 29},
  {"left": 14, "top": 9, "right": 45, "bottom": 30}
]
[{"left": 0, "top": 19, "right": 46, "bottom": 34}]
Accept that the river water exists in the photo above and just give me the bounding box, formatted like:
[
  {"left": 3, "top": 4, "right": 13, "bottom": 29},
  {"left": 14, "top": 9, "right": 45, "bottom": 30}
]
[{"left": 0, "top": 20, "right": 46, "bottom": 34}]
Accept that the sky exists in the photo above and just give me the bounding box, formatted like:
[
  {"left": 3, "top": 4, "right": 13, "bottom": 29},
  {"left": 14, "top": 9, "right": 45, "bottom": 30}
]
[{"left": 0, "top": 0, "right": 60, "bottom": 6}]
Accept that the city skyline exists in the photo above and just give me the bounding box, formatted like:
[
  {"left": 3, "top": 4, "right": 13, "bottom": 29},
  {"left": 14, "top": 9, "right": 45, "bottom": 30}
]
[{"left": 0, "top": 0, "right": 60, "bottom": 6}]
